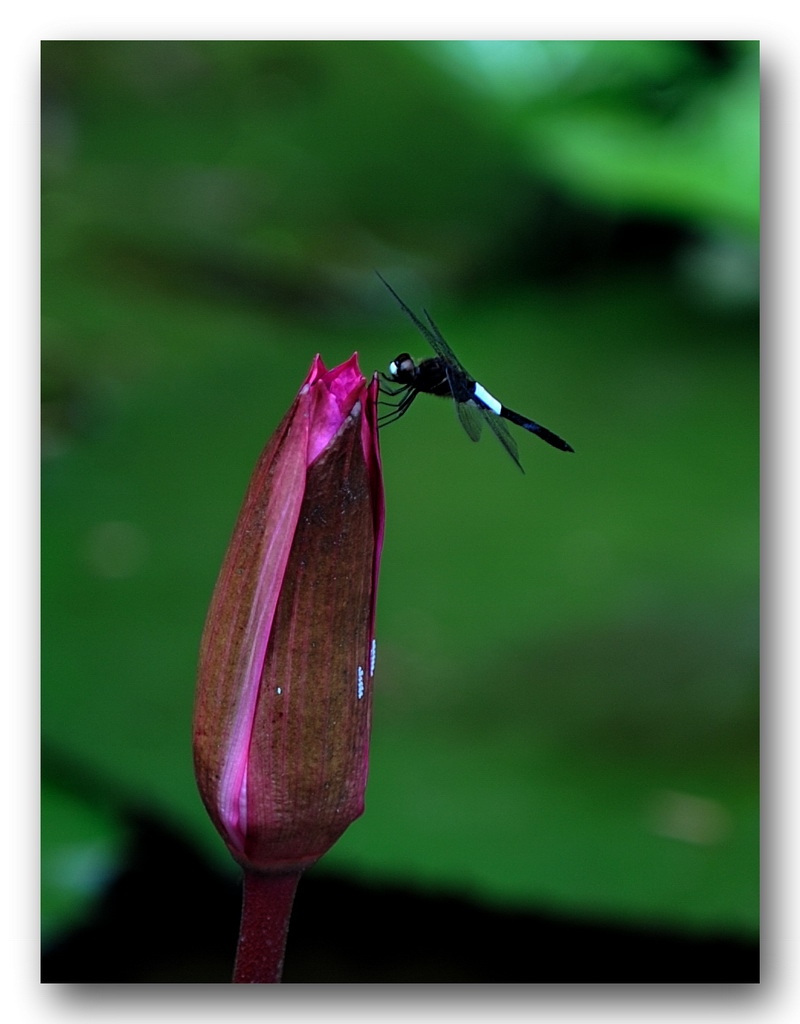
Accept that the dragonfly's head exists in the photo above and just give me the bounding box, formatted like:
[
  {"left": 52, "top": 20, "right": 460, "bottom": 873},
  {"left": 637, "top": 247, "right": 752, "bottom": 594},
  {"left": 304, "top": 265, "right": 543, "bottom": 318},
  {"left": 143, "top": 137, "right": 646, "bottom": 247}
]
[{"left": 388, "top": 353, "right": 415, "bottom": 382}]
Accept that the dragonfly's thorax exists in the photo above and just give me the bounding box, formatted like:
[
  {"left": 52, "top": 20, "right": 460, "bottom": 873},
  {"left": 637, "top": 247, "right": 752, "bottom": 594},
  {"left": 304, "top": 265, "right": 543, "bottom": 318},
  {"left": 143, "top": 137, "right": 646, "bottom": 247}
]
[{"left": 389, "top": 353, "right": 454, "bottom": 398}]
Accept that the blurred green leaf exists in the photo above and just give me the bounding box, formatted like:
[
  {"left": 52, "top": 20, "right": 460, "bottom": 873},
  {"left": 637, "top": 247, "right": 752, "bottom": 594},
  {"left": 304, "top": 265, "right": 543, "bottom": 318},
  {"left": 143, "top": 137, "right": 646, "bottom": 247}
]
[
  {"left": 433, "top": 40, "right": 759, "bottom": 236},
  {"left": 41, "top": 783, "right": 129, "bottom": 943}
]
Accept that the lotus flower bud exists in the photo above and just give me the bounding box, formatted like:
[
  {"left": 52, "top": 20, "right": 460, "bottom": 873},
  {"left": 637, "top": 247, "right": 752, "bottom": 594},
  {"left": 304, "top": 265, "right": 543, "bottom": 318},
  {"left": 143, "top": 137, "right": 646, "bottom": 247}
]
[{"left": 193, "top": 354, "right": 384, "bottom": 875}]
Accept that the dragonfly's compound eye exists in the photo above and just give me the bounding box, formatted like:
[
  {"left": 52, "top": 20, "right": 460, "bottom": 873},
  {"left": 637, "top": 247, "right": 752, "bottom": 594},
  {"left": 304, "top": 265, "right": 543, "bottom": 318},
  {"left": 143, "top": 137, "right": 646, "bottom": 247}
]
[{"left": 389, "top": 353, "right": 414, "bottom": 380}]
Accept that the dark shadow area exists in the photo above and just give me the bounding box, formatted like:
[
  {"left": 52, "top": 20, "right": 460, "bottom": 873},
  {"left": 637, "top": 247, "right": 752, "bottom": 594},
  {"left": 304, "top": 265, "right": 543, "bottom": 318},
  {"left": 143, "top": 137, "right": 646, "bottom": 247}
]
[{"left": 41, "top": 816, "right": 758, "bottom": 984}]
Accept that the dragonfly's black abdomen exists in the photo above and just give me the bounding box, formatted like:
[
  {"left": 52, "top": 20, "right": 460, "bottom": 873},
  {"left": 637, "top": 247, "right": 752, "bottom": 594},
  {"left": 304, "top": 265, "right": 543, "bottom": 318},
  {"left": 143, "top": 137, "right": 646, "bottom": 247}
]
[{"left": 500, "top": 406, "right": 575, "bottom": 452}]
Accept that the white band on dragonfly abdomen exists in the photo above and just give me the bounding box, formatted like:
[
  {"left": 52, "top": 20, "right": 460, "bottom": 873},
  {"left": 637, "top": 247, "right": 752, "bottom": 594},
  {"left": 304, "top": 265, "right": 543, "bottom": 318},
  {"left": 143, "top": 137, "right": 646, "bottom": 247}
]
[{"left": 473, "top": 382, "right": 503, "bottom": 416}]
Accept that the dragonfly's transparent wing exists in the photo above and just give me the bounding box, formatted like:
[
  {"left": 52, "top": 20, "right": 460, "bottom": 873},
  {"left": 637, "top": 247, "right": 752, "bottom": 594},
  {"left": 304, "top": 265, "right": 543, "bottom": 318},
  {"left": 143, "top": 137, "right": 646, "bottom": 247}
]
[
  {"left": 459, "top": 398, "right": 524, "bottom": 471},
  {"left": 423, "top": 309, "right": 522, "bottom": 465},
  {"left": 482, "top": 408, "right": 523, "bottom": 472},
  {"left": 428, "top": 306, "right": 524, "bottom": 469},
  {"left": 455, "top": 399, "right": 483, "bottom": 443},
  {"left": 421, "top": 310, "right": 474, "bottom": 398},
  {"left": 375, "top": 272, "right": 443, "bottom": 354},
  {"left": 375, "top": 272, "right": 474, "bottom": 385}
]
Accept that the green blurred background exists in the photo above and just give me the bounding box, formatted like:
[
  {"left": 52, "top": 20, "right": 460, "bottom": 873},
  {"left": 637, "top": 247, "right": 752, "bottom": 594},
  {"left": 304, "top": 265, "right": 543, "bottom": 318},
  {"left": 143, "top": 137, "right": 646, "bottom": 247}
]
[{"left": 41, "top": 40, "right": 759, "bottom": 980}]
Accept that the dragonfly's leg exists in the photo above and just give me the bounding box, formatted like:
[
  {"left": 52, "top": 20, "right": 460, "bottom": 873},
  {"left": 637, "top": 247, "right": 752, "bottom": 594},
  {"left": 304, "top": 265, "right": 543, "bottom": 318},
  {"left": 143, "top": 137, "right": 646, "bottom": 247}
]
[
  {"left": 378, "top": 387, "right": 419, "bottom": 425},
  {"left": 378, "top": 379, "right": 409, "bottom": 397}
]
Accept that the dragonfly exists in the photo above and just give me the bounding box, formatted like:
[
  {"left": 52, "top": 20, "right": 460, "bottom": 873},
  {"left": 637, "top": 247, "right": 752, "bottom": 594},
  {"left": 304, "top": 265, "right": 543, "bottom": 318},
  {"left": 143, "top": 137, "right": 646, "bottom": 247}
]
[{"left": 376, "top": 272, "right": 574, "bottom": 472}]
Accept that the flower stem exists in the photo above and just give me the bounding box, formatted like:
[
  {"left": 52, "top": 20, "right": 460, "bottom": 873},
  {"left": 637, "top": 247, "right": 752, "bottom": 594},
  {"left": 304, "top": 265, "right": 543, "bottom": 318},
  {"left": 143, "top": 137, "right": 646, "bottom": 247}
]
[{"left": 233, "top": 869, "right": 302, "bottom": 983}]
